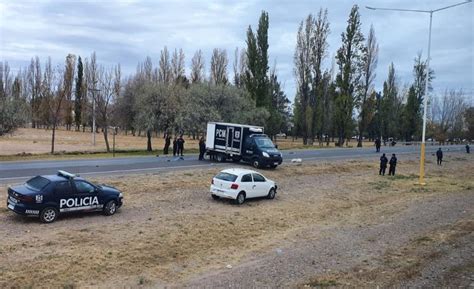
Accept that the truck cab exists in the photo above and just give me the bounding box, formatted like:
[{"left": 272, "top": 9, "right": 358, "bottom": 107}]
[
  {"left": 242, "top": 134, "right": 282, "bottom": 168},
  {"left": 206, "top": 122, "right": 283, "bottom": 169}
]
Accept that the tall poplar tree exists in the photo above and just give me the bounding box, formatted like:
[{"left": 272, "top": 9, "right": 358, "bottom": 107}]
[
  {"left": 74, "top": 56, "right": 83, "bottom": 130},
  {"left": 334, "top": 5, "right": 365, "bottom": 146}
]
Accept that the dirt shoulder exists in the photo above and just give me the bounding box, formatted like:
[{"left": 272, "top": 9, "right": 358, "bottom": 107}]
[{"left": 0, "top": 153, "right": 472, "bottom": 288}]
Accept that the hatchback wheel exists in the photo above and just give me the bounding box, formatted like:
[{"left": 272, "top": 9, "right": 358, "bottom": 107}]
[
  {"left": 267, "top": 188, "right": 276, "bottom": 199},
  {"left": 103, "top": 200, "right": 117, "bottom": 216},
  {"left": 211, "top": 194, "right": 220, "bottom": 200},
  {"left": 235, "top": 192, "right": 245, "bottom": 205},
  {"left": 40, "top": 207, "right": 58, "bottom": 223}
]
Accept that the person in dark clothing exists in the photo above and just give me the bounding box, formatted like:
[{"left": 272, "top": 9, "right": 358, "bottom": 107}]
[
  {"left": 172, "top": 137, "right": 178, "bottom": 156},
  {"left": 375, "top": 138, "right": 381, "bottom": 152},
  {"left": 466, "top": 144, "right": 470, "bottom": 154},
  {"left": 436, "top": 148, "right": 443, "bottom": 165},
  {"left": 389, "top": 154, "right": 397, "bottom": 176},
  {"left": 379, "top": 153, "right": 388, "bottom": 175},
  {"left": 198, "top": 137, "right": 206, "bottom": 160},
  {"left": 163, "top": 133, "right": 171, "bottom": 155},
  {"left": 177, "top": 135, "right": 185, "bottom": 156}
]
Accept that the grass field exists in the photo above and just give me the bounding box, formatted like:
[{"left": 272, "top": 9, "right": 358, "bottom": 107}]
[
  {"left": 0, "top": 127, "right": 374, "bottom": 160},
  {"left": 0, "top": 153, "right": 472, "bottom": 288}
]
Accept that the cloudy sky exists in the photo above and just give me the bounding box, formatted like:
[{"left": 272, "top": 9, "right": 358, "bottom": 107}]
[{"left": 1, "top": 0, "right": 472, "bottom": 103}]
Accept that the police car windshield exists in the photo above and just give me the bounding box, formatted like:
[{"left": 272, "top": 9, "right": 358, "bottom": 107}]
[
  {"left": 215, "top": 172, "right": 238, "bottom": 182},
  {"left": 255, "top": 138, "right": 275, "bottom": 149},
  {"left": 26, "top": 176, "right": 50, "bottom": 191}
]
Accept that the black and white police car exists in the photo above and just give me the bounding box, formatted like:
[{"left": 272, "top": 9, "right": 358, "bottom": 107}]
[{"left": 7, "top": 170, "right": 123, "bottom": 223}]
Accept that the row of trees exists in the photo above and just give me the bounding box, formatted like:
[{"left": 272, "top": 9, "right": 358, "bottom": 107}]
[
  {"left": 0, "top": 11, "right": 291, "bottom": 152},
  {"left": 293, "top": 5, "right": 471, "bottom": 146},
  {"left": 0, "top": 6, "right": 472, "bottom": 154}
]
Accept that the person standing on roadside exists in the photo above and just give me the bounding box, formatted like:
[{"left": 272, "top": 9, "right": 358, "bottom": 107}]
[
  {"left": 177, "top": 135, "right": 185, "bottom": 156},
  {"left": 375, "top": 138, "right": 381, "bottom": 152},
  {"left": 172, "top": 136, "right": 178, "bottom": 156},
  {"left": 379, "top": 153, "right": 388, "bottom": 176},
  {"left": 466, "top": 144, "right": 470, "bottom": 154},
  {"left": 389, "top": 153, "right": 397, "bottom": 176},
  {"left": 436, "top": 148, "right": 443, "bottom": 165},
  {"left": 198, "top": 137, "right": 206, "bottom": 160},
  {"left": 163, "top": 133, "right": 171, "bottom": 155}
]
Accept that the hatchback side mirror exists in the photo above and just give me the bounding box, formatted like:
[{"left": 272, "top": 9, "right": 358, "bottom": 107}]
[{"left": 275, "top": 144, "right": 278, "bottom": 149}]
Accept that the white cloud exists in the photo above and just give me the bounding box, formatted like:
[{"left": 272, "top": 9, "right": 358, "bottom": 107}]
[{"left": 1, "top": 0, "right": 472, "bottom": 101}]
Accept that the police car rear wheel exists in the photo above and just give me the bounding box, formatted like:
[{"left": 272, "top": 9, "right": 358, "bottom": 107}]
[
  {"left": 103, "top": 200, "right": 117, "bottom": 216},
  {"left": 40, "top": 207, "right": 58, "bottom": 223}
]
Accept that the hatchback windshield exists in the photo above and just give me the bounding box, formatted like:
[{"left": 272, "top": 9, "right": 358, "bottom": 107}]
[
  {"left": 255, "top": 138, "right": 275, "bottom": 148},
  {"left": 26, "top": 176, "right": 50, "bottom": 191},
  {"left": 215, "top": 172, "right": 238, "bottom": 182}
]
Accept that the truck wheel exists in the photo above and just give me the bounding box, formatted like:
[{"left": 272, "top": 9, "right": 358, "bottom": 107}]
[
  {"left": 40, "top": 207, "right": 58, "bottom": 223},
  {"left": 267, "top": 188, "right": 276, "bottom": 199},
  {"left": 270, "top": 164, "right": 277, "bottom": 169},
  {"left": 216, "top": 153, "right": 226, "bottom": 163},
  {"left": 232, "top": 156, "right": 241, "bottom": 163},
  {"left": 252, "top": 159, "right": 260, "bottom": 168},
  {"left": 235, "top": 192, "right": 246, "bottom": 205},
  {"left": 103, "top": 200, "right": 117, "bottom": 216}
]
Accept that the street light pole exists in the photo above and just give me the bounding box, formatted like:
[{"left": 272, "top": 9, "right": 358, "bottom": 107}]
[{"left": 366, "top": 0, "right": 472, "bottom": 185}]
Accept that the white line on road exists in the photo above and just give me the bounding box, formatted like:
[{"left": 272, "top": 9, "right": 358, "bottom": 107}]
[{"left": 0, "top": 163, "right": 217, "bottom": 182}]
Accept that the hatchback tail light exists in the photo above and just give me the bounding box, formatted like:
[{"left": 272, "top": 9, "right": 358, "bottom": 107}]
[{"left": 230, "top": 183, "right": 239, "bottom": 190}]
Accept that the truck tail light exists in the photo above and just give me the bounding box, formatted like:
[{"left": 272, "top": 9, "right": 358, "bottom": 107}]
[{"left": 230, "top": 183, "right": 239, "bottom": 190}]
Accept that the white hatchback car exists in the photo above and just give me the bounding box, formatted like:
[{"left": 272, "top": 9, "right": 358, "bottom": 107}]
[{"left": 210, "top": 168, "right": 277, "bottom": 205}]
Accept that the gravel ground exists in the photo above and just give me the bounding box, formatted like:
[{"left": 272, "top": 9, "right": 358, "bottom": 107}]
[{"left": 180, "top": 191, "right": 474, "bottom": 288}]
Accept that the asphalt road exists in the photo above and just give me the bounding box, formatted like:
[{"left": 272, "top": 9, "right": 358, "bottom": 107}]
[{"left": 0, "top": 144, "right": 465, "bottom": 183}]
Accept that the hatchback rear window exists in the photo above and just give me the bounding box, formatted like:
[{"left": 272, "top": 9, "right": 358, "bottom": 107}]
[
  {"left": 26, "top": 176, "right": 50, "bottom": 191},
  {"left": 215, "top": 172, "right": 238, "bottom": 182}
]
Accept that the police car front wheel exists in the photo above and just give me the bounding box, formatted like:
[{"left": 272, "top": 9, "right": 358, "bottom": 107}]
[
  {"left": 103, "top": 200, "right": 117, "bottom": 216},
  {"left": 40, "top": 207, "right": 58, "bottom": 223}
]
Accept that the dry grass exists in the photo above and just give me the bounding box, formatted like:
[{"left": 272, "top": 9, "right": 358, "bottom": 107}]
[
  {"left": 0, "top": 153, "right": 472, "bottom": 288},
  {"left": 0, "top": 128, "right": 378, "bottom": 158}
]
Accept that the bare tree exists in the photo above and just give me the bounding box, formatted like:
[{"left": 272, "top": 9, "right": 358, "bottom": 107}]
[
  {"left": 357, "top": 25, "right": 378, "bottom": 147},
  {"left": 158, "top": 46, "right": 172, "bottom": 85},
  {"left": 210, "top": 48, "right": 228, "bottom": 85},
  {"left": 190, "top": 49, "right": 205, "bottom": 83},
  {"left": 95, "top": 64, "right": 121, "bottom": 152},
  {"left": 47, "top": 59, "right": 66, "bottom": 154},
  {"left": 171, "top": 48, "right": 185, "bottom": 84},
  {"left": 431, "top": 89, "right": 466, "bottom": 142}
]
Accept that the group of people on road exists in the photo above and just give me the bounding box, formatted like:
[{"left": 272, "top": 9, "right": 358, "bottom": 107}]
[
  {"left": 163, "top": 134, "right": 186, "bottom": 157},
  {"left": 379, "top": 153, "right": 397, "bottom": 176},
  {"left": 162, "top": 133, "right": 207, "bottom": 160}
]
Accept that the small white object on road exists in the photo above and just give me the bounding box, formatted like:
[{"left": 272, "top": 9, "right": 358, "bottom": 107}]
[
  {"left": 291, "top": 158, "right": 302, "bottom": 163},
  {"left": 226, "top": 264, "right": 232, "bottom": 269}
]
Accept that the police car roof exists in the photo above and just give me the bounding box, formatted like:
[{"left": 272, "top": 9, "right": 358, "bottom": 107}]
[{"left": 41, "top": 174, "right": 85, "bottom": 182}]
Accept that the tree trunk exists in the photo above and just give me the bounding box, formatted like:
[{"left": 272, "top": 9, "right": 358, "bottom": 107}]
[
  {"left": 51, "top": 122, "right": 56, "bottom": 154},
  {"left": 146, "top": 130, "right": 153, "bottom": 152},
  {"left": 103, "top": 127, "right": 110, "bottom": 152}
]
